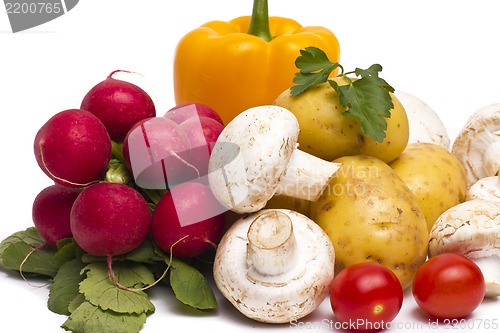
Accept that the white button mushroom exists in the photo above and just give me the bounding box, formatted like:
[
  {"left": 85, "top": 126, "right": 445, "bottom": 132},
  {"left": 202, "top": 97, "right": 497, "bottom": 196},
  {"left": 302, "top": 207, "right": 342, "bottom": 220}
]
[
  {"left": 429, "top": 200, "right": 500, "bottom": 297},
  {"left": 467, "top": 176, "right": 500, "bottom": 202},
  {"left": 213, "top": 209, "right": 335, "bottom": 323},
  {"left": 452, "top": 103, "right": 500, "bottom": 187},
  {"left": 395, "top": 91, "right": 450, "bottom": 150},
  {"left": 207, "top": 105, "right": 341, "bottom": 214}
]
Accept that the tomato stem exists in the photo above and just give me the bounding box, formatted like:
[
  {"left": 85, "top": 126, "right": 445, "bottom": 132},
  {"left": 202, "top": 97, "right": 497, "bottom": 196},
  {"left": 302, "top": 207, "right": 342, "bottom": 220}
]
[{"left": 247, "top": 0, "right": 272, "bottom": 42}]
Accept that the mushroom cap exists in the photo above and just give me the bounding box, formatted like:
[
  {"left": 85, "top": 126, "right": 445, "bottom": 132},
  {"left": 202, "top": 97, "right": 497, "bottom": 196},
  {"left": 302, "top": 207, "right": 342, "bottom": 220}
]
[
  {"left": 429, "top": 200, "right": 500, "bottom": 257},
  {"left": 429, "top": 200, "right": 500, "bottom": 296},
  {"left": 467, "top": 176, "right": 500, "bottom": 202},
  {"left": 395, "top": 91, "right": 450, "bottom": 150},
  {"left": 452, "top": 104, "right": 500, "bottom": 187},
  {"left": 213, "top": 209, "right": 335, "bottom": 323},
  {"left": 208, "top": 106, "right": 299, "bottom": 213}
]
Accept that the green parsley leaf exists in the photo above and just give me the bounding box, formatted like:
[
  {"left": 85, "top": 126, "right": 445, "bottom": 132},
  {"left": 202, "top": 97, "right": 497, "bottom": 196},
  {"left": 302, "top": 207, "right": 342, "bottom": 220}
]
[
  {"left": 61, "top": 301, "right": 147, "bottom": 333},
  {"left": 170, "top": 257, "right": 217, "bottom": 311},
  {"left": 355, "top": 64, "right": 394, "bottom": 93},
  {"left": 79, "top": 262, "right": 155, "bottom": 315},
  {"left": 290, "top": 47, "right": 340, "bottom": 96},
  {"left": 48, "top": 259, "right": 86, "bottom": 315},
  {"left": 290, "top": 46, "right": 395, "bottom": 142},
  {"left": 330, "top": 65, "right": 394, "bottom": 142}
]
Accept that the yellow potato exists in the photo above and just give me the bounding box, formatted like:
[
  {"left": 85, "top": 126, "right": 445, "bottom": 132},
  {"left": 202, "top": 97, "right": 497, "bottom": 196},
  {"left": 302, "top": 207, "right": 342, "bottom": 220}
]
[
  {"left": 274, "top": 79, "right": 409, "bottom": 163},
  {"left": 389, "top": 143, "right": 467, "bottom": 231},
  {"left": 310, "top": 155, "right": 428, "bottom": 289}
]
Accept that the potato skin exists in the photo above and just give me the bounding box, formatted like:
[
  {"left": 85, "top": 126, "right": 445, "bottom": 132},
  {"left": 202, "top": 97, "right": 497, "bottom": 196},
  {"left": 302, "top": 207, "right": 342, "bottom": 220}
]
[
  {"left": 310, "top": 155, "right": 428, "bottom": 290},
  {"left": 389, "top": 143, "right": 467, "bottom": 231},
  {"left": 274, "top": 80, "right": 409, "bottom": 163}
]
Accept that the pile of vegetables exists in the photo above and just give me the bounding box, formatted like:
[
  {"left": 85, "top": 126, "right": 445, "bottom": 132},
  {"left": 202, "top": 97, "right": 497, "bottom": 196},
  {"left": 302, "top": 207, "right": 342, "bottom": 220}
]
[
  {"left": 2, "top": 0, "right": 499, "bottom": 332},
  {"left": 0, "top": 71, "right": 225, "bottom": 332}
]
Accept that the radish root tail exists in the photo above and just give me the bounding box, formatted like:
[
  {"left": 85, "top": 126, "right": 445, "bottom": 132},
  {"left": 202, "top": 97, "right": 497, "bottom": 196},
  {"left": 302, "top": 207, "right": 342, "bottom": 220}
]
[
  {"left": 107, "top": 235, "right": 188, "bottom": 292},
  {"left": 169, "top": 150, "right": 200, "bottom": 179},
  {"left": 19, "top": 242, "right": 50, "bottom": 288},
  {"left": 39, "top": 143, "right": 99, "bottom": 188},
  {"left": 108, "top": 69, "right": 161, "bottom": 112}
]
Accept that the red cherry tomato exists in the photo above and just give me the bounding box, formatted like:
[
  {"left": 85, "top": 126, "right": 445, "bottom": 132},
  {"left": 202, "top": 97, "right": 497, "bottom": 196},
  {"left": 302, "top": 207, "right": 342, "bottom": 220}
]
[
  {"left": 412, "top": 253, "right": 485, "bottom": 319},
  {"left": 330, "top": 262, "right": 404, "bottom": 330}
]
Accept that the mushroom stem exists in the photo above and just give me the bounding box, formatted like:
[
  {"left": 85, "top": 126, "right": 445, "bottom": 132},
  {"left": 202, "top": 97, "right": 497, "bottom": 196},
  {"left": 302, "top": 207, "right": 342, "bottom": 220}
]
[
  {"left": 470, "top": 256, "right": 500, "bottom": 297},
  {"left": 208, "top": 105, "right": 342, "bottom": 213},
  {"left": 274, "top": 149, "right": 341, "bottom": 201},
  {"left": 246, "top": 210, "right": 297, "bottom": 276}
]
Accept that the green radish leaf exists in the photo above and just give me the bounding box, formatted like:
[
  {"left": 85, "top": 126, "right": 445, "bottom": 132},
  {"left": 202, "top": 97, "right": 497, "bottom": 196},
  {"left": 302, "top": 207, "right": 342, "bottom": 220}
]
[
  {"left": 170, "top": 257, "right": 217, "bottom": 310},
  {"left": 48, "top": 258, "right": 86, "bottom": 315},
  {"left": 0, "top": 227, "right": 45, "bottom": 264},
  {"left": 54, "top": 238, "right": 82, "bottom": 267},
  {"left": 79, "top": 263, "right": 155, "bottom": 315},
  {"left": 68, "top": 293, "right": 86, "bottom": 314},
  {"left": 81, "top": 239, "right": 163, "bottom": 265},
  {"left": 9, "top": 227, "right": 45, "bottom": 247},
  {"left": 61, "top": 301, "right": 147, "bottom": 333},
  {"left": 1, "top": 241, "right": 58, "bottom": 277},
  {"left": 123, "top": 239, "right": 164, "bottom": 264}
]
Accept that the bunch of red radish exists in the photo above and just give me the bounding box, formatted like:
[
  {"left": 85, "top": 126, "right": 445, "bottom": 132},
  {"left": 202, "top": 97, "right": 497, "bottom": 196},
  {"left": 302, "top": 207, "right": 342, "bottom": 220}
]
[{"left": 32, "top": 70, "right": 227, "bottom": 269}]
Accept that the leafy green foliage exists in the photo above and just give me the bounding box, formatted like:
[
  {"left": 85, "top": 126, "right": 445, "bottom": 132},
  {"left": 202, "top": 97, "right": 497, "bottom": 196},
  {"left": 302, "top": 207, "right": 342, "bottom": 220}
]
[
  {"left": 0, "top": 227, "right": 45, "bottom": 263},
  {"left": 54, "top": 238, "right": 84, "bottom": 267},
  {"left": 290, "top": 47, "right": 340, "bottom": 96},
  {"left": 0, "top": 227, "right": 58, "bottom": 277},
  {"left": 79, "top": 263, "right": 155, "bottom": 315},
  {"left": 291, "top": 46, "right": 395, "bottom": 142},
  {"left": 153, "top": 244, "right": 218, "bottom": 310},
  {"left": 330, "top": 64, "right": 394, "bottom": 142},
  {"left": 170, "top": 257, "right": 217, "bottom": 310},
  {"left": 81, "top": 239, "right": 163, "bottom": 264},
  {"left": 62, "top": 301, "right": 147, "bottom": 333},
  {"left": 68, "top": 294, "right": 86, "bottom": 314},
  {"left": 1, "top": 228, "right": 217, "bottom": 333},
  {"left": 49, "top": 259, "right": 86, "bottom": 315}
]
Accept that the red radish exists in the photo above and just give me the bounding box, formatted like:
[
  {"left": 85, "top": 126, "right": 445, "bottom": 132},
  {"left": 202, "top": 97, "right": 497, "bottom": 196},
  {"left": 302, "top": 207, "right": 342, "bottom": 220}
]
[
  {"left": 34, "top": 109, "right": 111, "bottom": 188},
  {"left": 122, "top": 117, "right": 194, "bottom": 189},
  {"left": 81, "top": 70, "right": 156, "bottom": 142},
  {"left": 179, "top": 116, "right": 224, "bottom": 177},
  {"left": 165, "top": 103, "right": 223, "bottom": 126},
  {"left": 32, "top": 185, "right": 81, "bottom": 247},
  {"left": 151, "top": 181, "right": 225, "bottom": 258},
  {"left": 70, "top": 182, "right": 151, "bottom": 257}
]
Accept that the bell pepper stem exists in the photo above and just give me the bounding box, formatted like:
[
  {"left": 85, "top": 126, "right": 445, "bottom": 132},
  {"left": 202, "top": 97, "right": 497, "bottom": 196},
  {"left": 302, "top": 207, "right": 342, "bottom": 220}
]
[{"left": 247, "top": 0, "right": 272, "bottom": 42}]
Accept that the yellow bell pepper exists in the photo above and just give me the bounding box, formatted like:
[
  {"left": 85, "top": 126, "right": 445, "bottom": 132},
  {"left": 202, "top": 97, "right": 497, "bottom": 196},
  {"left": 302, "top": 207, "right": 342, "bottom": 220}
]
[{"left": 173, "top": 0, "right": 340, "bottom": 125}]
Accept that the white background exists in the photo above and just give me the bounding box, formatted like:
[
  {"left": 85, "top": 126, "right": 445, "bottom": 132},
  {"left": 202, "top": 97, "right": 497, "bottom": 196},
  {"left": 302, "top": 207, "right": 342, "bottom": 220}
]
[{"left": 0, "top": 0, "right": 499, "bottom": 332}]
